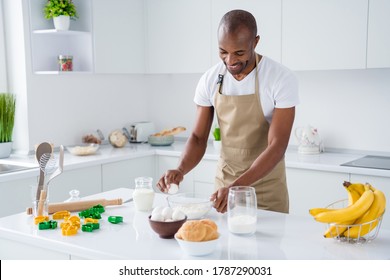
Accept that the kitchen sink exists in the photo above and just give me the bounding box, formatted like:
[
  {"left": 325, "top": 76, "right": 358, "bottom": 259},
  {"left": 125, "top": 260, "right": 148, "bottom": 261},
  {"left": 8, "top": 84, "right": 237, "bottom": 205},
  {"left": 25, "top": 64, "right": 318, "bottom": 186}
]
[{"left": 0, "top": 163, "right": 37, "bottom": 174}]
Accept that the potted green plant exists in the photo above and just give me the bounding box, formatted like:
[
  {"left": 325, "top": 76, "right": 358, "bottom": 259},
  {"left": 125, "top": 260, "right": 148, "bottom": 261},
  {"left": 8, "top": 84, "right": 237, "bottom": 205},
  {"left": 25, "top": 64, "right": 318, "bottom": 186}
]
[
  {"left": 0, "top": 93, "right": 16, "bottom": 158},
  {"left": 212, "top": 126, "right": 221, "bottom": 152},
  {"left": 44, "top": 0, "right": 78, "bottom": 31}
]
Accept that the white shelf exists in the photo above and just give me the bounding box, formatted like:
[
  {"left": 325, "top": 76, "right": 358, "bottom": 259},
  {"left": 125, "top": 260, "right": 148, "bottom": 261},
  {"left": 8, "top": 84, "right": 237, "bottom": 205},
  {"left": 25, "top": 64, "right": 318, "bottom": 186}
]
[
  {"left": 33, "top": 29, "right": 90, "bottom": 35},
  {"left": 28, "top": 0, "right": 93, "bottom": 73},
  {"left": 34, "top": 71, "right": 92, "bottom": 75}
]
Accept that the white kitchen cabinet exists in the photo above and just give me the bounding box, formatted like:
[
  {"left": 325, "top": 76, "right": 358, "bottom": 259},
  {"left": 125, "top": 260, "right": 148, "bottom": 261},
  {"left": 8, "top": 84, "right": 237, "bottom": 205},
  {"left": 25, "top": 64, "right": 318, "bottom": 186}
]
[
  {"left": 28, "top": 0, "right": 93, "bottom": 73},
  {"left": 286, "top": 168, "right": 349, "bottom": 216},
  {"left": 155, "top": 155, "right": 194, "bottom": 193},
  {"left": 155, "top": 155, "right": 217, "bottom": 196},
  {"left": 93, "top": 0, "right": 146, "bottom": 73},
  {"left": 0, "top": 238, "right": 70, "bottom": 260},
  {"left": 0, "top": 176, "right": 37, "bottom": 218},
  {"left": 210, "top": 0, "right": 282, "bottom": 65},
  {"left": 146, "top": 0, "right": 212, "bottom": 73},
  {"left": 193, "top": 159, "right": 218, "bottom": 196},
  {"left": 102, "top": 156, "right": 155, "bottom": 191},
  {"left": 282, "top": 0, "right": 368, "bottom": 70},
  {"left": 367, "top": 0, "right": 390, "bottom": 68},
  {"left": 48, "top": 165, "right": 102, "bottom": 202},
  {"left": 349, "top": 174, "right": 390, "bottom": 230}
]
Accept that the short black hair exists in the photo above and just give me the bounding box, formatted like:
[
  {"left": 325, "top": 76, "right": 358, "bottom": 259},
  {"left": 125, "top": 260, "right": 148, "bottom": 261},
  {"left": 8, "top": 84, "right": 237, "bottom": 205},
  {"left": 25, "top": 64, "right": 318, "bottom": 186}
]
[{"left": 218, "top": 10, "right": 257, "bottom": 38}]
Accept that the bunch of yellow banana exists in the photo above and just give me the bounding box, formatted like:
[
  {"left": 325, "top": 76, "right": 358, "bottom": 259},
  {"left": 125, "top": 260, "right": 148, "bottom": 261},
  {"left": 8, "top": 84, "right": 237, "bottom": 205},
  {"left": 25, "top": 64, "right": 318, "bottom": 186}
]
[{"left": 309, "top": 181, "right": 386, "bottom": 239}]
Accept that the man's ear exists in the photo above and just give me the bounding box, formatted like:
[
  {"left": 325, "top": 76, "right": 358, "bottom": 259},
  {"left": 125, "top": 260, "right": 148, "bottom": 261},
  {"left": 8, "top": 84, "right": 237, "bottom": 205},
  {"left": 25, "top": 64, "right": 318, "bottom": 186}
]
[{"left": 254, "top": 35, "right": 260, "bottom": 48}]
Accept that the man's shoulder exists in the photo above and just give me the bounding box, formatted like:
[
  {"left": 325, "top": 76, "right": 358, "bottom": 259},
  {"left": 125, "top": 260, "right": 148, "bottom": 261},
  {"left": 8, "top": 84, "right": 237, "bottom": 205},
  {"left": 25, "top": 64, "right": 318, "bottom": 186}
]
[
  {"left": 261, "top": 56, "right": 292, "bottom": 73},
  {"left": 260, "top": 56, "right": 297, "bottom": 82}
]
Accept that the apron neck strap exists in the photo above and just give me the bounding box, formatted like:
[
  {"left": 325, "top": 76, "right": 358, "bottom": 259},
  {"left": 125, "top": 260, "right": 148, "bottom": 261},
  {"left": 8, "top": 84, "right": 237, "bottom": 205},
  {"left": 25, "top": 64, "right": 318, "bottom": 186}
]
[{"left": 218, "top": 54, "right": 260, "bottom": 94}]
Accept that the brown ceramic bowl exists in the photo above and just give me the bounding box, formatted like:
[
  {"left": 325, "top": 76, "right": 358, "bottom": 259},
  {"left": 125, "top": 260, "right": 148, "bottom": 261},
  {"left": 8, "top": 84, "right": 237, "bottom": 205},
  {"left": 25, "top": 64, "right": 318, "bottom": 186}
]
[{"left": 148, "top": 215, "right": 187, "bottom": 239}]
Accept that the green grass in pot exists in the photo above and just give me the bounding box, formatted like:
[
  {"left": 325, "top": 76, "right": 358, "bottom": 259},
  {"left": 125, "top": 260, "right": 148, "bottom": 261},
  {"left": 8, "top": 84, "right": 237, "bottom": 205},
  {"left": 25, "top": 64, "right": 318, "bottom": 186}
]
[
  {"left": 44, "top": 0, "right": 78, "bottom": 20},
  {"left": 213, "top": 127, "right": 221, "bottom": 141},
  {"left": 0, "top": 93, "right": 16, "bottom": 143}
]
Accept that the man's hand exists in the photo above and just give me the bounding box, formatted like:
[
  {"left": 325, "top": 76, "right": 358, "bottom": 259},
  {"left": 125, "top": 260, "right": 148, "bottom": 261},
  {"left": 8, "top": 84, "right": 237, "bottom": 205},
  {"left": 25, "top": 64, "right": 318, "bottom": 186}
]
[
  {"left": 156, "top": 169, "right": 183, "bottom": 193},
  {"left": 210, "top": 187, "right": 230, "bottom": 213}
]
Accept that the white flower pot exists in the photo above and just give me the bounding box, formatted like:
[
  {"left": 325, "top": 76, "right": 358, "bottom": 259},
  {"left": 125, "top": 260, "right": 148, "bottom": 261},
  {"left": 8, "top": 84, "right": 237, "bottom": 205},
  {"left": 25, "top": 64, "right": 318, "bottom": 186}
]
[
  {"left": 53, "top": 15, "right": 70, "bottom": 31},
  {"left": 213, "top": 140, "right": 221, "bottom": 153},
  {"left": 0, "top": 142, "right": 12, "bottom": 158}
]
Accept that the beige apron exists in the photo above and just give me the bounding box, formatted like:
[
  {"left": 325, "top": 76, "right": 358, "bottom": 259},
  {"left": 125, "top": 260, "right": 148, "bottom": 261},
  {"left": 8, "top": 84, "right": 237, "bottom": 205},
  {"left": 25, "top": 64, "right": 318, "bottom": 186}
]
[{"left": 214, "top": 58, "right": 289, "bottom": 213}]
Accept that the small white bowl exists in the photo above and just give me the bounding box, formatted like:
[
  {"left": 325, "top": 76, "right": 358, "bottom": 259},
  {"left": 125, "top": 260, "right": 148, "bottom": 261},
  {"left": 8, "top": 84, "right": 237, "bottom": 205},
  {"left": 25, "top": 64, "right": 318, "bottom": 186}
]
[
  {"left": 66, "top": 144, "right": 99, "bottom": 156},
  {"left": 175, "top": 233, "right": 219, "bottom": 256}
]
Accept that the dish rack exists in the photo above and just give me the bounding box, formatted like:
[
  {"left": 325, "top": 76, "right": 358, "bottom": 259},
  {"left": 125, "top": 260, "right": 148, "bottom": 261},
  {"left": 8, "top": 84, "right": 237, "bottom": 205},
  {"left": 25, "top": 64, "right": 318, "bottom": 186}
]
[{"left": 325, "top": 199, "right": 384, "bottom": 244}]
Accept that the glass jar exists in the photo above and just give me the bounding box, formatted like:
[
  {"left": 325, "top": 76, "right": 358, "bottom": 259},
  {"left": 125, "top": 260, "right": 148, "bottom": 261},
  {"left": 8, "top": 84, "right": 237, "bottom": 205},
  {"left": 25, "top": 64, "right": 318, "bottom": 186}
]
[
  {"left": 133, "top": 177, "right": 155, "bottom": 211},
  {"left": 58, "top": 55, "right": 73, "bottom": 71},
  {"left": 228, "top": 186, "right": 257, "bottom": 235}
]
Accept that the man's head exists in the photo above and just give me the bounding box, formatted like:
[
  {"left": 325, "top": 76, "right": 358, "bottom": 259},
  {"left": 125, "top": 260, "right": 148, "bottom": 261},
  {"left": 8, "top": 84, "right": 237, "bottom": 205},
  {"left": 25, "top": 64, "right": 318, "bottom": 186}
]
[{"left": 218, "top": 10, "right": 259, "bottom": 78}]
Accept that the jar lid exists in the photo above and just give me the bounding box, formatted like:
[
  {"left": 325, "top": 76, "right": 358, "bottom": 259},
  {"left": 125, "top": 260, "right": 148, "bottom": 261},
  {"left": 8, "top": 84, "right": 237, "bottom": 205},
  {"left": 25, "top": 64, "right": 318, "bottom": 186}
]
[{"left": 58, "top": 55, "right": 73, "bottom": 59}]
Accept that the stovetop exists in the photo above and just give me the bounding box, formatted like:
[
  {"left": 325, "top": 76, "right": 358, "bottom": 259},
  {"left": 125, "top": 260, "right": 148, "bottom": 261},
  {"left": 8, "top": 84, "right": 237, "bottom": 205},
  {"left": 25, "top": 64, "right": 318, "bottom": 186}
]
[{"left": 341, "top": 155, "right": 390, "bottom": 170}]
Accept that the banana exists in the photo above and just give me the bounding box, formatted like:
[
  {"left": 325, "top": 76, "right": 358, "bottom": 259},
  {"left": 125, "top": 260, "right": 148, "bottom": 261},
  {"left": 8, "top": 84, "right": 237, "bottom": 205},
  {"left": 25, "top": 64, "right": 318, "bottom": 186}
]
[
  {"left": 309, "top": 207, "right": 335, "bottom": 217},
  {"left": 323, "top": 218, "right": 356, "bottom": 238},
  {"left": 343, "top": 181, "right": 365, "bottom": 196},
  {"left": 345, "top": 185, "right": 362, "bottom": 206},
  {"left": 310, "top": 181, "right": 361, "bottom": 218},
  {"left": 314, "top": 184, "right": 374, "bottom": 223},
  {"left": 323, "top": 183, "right": 361, "bottom": 238},
  {"left": 344, "top": 186, "right": 386, "bottom": 238}
]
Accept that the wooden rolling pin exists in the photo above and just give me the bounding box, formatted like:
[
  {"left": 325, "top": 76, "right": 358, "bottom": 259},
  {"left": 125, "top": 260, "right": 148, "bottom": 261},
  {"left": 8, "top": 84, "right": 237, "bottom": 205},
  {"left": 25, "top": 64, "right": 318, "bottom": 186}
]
[{"left": 26, "top": 198, "right": 123, "bottom": 215}]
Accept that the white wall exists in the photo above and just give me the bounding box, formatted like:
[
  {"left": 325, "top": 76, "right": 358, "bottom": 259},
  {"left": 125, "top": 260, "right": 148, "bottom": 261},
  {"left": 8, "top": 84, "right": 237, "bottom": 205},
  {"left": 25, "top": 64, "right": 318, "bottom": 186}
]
[
  {"left": 8, "top": 65, "right": 390, "bottom": 155},
  {"left": 294, "top": 69, "right": 390, "bottom": 154},
  {"left": 147, "top": 68, "right": 390, "bottom": 155},
  {"left": 25, "top": 74, "right": 149, "bottom": 151},
  {"left": 7, "top": 54, "right": 390, "bottom": 155}
]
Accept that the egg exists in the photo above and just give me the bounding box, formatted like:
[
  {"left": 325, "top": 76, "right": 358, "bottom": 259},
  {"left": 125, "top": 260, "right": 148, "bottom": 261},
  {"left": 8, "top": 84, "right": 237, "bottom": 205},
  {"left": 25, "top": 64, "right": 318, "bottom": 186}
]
[
  {"left": 172, "top": 209, "right": 186, "bottom": 221},
  {"left": 150, "top": 213, "right": 164, "bottom": 222},
  {"left": 152, "top": 206, "right": 164, "bottom": 216},
  {"left": 161, "top": 207, "right": 173, "bottom": 220},
  {"left": 168, "top": 184, "right": 179, "bottom": 194}
]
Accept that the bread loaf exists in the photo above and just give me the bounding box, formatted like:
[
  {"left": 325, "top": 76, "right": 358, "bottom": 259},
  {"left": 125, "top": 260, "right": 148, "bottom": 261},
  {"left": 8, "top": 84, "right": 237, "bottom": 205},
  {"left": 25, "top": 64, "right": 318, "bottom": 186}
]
[{"left": 153, "top": 126, "right": 186, "bottom": 136}]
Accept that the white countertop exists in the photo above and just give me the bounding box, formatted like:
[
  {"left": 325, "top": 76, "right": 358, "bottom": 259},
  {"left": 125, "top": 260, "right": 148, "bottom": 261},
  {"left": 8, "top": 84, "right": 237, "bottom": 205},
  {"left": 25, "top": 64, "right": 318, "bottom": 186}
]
[
  {"left": 1, "top": 140, "right": 390, "bottom": 183},
  {"left": 0, "top": 188, "right": 389, "bottom": 260}
]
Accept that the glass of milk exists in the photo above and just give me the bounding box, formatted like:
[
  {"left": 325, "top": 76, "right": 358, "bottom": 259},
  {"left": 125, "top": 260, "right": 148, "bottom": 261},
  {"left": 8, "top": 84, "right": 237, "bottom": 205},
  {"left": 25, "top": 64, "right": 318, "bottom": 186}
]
[
  {"left": 133, "top": 177, "right": 155, "bottom": 211},
  {"left": 227, "top": 186, "right": 257, "bottom": 235}
]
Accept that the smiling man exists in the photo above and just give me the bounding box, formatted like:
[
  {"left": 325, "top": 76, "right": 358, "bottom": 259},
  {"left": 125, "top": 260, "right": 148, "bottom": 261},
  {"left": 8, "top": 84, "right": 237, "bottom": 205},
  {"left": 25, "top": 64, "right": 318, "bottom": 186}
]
[{"left": 157, "top": 9, "right": 299, "bottom": 214}]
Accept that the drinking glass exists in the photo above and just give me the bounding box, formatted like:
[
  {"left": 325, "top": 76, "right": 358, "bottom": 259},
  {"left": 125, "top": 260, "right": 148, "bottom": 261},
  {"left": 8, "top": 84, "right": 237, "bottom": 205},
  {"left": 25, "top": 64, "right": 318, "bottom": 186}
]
[{"left": 31, "top": 184, "right": 49, "bottom": 218}]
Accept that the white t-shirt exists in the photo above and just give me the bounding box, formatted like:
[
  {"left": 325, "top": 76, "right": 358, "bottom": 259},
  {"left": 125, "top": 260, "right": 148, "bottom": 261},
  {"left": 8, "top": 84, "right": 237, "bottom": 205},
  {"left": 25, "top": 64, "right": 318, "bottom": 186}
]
[{"left": 194, "top": 56, "right": 300, "bottom": 123}]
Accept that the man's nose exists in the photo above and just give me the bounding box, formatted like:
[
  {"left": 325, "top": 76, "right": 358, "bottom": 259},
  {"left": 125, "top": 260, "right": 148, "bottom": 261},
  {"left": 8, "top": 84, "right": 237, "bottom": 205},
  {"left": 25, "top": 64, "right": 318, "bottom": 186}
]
[{"left": 224, "top": 54, "right": 238, "bottom": 65}]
